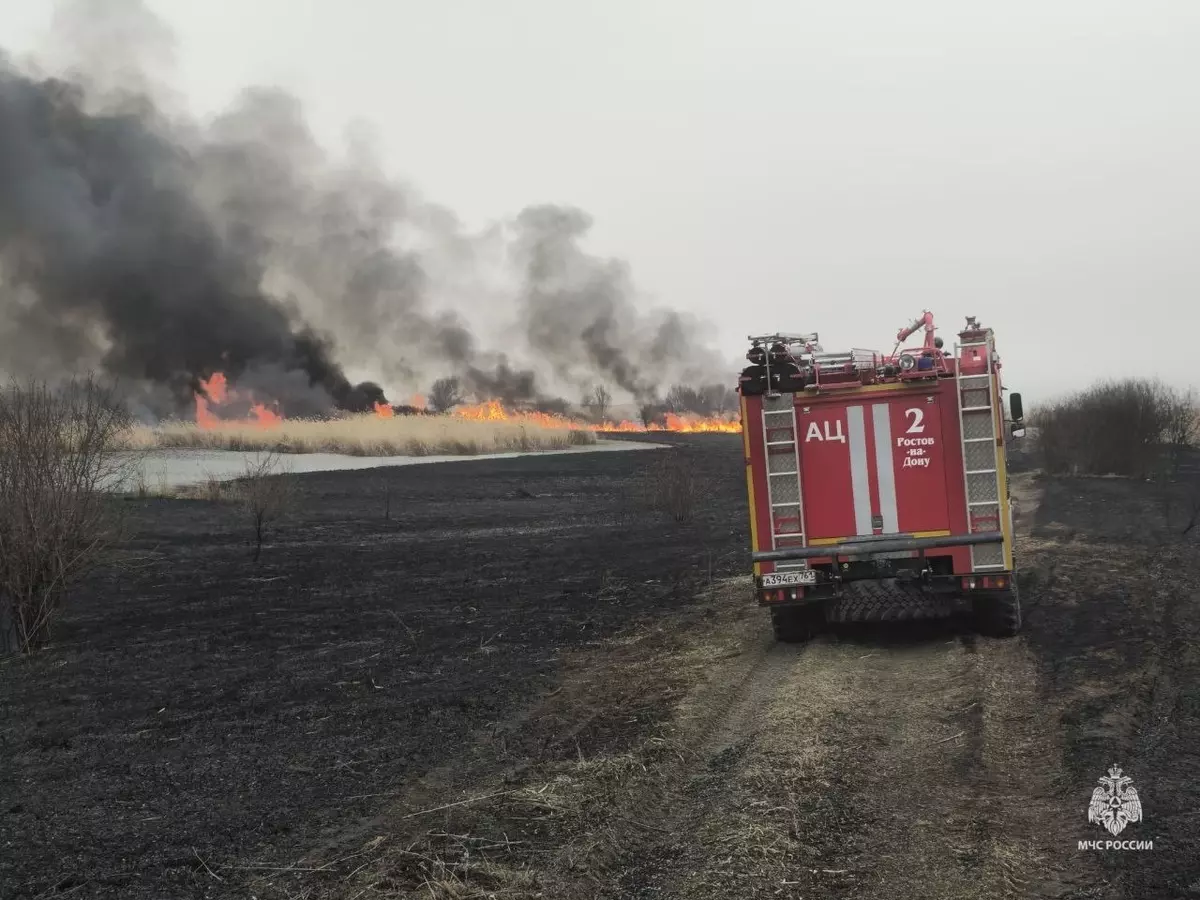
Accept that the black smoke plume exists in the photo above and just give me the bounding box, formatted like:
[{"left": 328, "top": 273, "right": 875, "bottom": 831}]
[{"left": 0, "top": 0, "right": 734, "bottom": 422}]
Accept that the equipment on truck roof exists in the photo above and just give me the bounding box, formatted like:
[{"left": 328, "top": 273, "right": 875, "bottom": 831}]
[{"left": 736, "top": 311, "right": 1026, "bottom": 642}]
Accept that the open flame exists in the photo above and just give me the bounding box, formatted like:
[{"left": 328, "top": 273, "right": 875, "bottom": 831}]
[
  {"left": 194, "top": 371, "right": 283, "bottom": 429},
  {"left": 194, "top": 374, "right": 740, "bottom": 433},
  {"left": 451, "top": 399, "right": 741, "bottom": 433}
]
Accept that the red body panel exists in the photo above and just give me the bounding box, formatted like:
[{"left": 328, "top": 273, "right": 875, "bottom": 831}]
[
  {"left": 796, "top": 407, "right": 857, "bottom": 540},
  {"left": 886, "top": 395, "right": 952, "bottom": 534}
]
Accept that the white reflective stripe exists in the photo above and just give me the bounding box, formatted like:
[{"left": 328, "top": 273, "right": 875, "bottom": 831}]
[
  {"left": 845, "top": 405, "right": 873, "bottom": 535},
  {"left": 872, "top": 402, "right": 898, "bottom": 533}
]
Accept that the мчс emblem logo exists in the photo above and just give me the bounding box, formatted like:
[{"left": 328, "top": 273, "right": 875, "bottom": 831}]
[{"left": 1087, "top": 765, "right": 1143, "bottom": 836}]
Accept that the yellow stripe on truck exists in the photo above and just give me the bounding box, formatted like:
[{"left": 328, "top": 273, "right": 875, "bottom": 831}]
[
  {"left": 808, "top": 529, "right": 950, "bottom": 547},
  {"left": 741, "top": 394, "right": 761, "bottom": 576},
  {"left": 993, "top": 371, "right": 1014, "bottom": 571}
]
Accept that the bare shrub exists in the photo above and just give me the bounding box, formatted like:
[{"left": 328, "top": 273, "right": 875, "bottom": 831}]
[
  {"left": 199, "top": 472, "right": 227, "bottom": 502},
  {"left": 428, "top": 376, "right": 464, "bottom": 413},
  {"left": 1154, "top": 389, "right": 1200, "bottom": 536},
  {"left": 1029, "top": 378, "right": 1195, "bottom": 478},
  {"left": 0, "top": 376, "right": 134, "bottom": 654},
  {"left": 666, "top": 383, "right": 738, "bottom": 416},
  {"left": 1162, "top": 387, "right": 1198, "bottom": 472},
  {"left": 649, "top": 450, "right": 697, "bottom": 523},
  {"left": 235, "top": 451, "right": 297, "bottom": 562},
  {"left": 583, "top": 385, "right": 612, "bottom": 421}
]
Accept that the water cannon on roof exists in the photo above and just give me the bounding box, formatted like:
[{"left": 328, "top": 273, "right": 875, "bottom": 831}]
[{"left": 738, "top": 311, "right": 1007, "bottom": 396}]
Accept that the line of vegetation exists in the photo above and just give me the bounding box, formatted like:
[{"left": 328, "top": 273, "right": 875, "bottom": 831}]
[
  {"left": 122, "top": 414, "right": 597, "bottom": 457},
  {"left": 1026, "top": 377, "right": 1200, "bottom": 535},
  {"left": 1027, "top": 377, "right": 1196, "bottom": 479}
]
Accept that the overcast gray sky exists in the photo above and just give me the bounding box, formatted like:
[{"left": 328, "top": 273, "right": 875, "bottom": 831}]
[{"left": 3, "top": 0, "right": 1197, "bottom": 402}]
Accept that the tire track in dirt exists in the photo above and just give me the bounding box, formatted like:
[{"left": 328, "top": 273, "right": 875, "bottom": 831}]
[
  {"left": 615, "top": 479, "right": 1091, "bottom": 899},
  {"left": 617, "top": 627, "right": 1003, "bottom": 898}
]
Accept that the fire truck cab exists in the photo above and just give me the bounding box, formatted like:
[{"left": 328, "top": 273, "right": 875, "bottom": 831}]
[{"left": 737, "top": 312, "right": 1025, "bottom": 642}]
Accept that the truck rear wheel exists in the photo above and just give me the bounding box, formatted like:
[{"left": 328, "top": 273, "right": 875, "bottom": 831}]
[
  {"left": 771, "top": 604, "right": 823, "bottom": 643},
  {"left": 972, "top": 583, "right": 1022, "bottom": 637}
]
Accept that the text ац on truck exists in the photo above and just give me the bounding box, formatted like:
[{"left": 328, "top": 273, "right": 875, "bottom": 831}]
[{"left": 736, "top": 311, "right": 1027, "bottom": 643}]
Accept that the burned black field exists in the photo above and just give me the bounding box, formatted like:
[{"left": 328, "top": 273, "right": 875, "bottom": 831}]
[
  {"left": 0, "top": 434, "right": 747, "bottom": 898},
  {"left": 4, "top": 433, "right": 1200, "bottom": 900}
]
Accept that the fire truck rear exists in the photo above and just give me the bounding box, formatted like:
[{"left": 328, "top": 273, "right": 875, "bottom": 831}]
[{"left": 737, "top": 312, "right": 1026, "bottom": 642}]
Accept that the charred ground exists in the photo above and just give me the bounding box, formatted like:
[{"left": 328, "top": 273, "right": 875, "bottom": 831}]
[
  {"left": 0, "top": 434, "right": 744, "bottom": 898},
  {"left": 2, "top": 434, "right": 1199, "bottom": 899}
]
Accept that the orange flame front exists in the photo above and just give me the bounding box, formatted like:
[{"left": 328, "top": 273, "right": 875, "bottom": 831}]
[
  {"left": 251, "top": 402, "right": 283, "bottom": 426},
  {"left": 193, "top": 374, "right": 741, "bottom": 434},
  {"left": 450, "top": 400, "right": 741, "bottom": 433},
  {"left": 194, "top": 372, "right": 282, "bottom": 429}
]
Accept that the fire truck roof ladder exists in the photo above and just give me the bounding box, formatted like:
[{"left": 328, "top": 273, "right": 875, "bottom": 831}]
[{"left": 955, "top": 324, "right": 1006, "bottom": 571}]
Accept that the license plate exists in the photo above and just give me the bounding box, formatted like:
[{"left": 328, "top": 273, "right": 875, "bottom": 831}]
[{"left": 761, "top": 570, "right": 817, "bottom": 587}]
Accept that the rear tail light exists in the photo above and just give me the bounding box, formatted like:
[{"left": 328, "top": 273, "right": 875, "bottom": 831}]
[
  {"left": 961, "top": 575, "right": 1010, "bottom": 590},
  {"left": 763, "top": 588, "right": 803, "bottom": 603}
]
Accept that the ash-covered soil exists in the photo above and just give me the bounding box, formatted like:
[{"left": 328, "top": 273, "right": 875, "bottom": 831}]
[
  {"left": 3, "top": 435, "right": 1199, "bottom": 900},
  {"left": 1, "top": 434, "right": 746, "bottom": 899}
]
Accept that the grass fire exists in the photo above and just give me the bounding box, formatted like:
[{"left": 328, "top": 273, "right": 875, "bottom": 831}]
[{"left": 123, "top": 370, "right": 741, "bottom": 457}]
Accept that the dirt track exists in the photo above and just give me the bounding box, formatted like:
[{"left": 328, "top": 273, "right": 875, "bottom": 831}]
[{"left": 3, "top": 435, "right": 1199, "bottom": 899}]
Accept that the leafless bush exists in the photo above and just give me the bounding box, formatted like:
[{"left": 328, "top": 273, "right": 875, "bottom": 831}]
[
  {"left": 649, "top": 450, "right": 697, "bottom": 523},
  {"left": 428, "top": 376, "right": 464, "bottom": 413},
  {"left": 0, "top": 376, "right": 134, "bottom": 654},
  {"left": 1153, "top": 388, "right": 1200, "bottom": 535},
  {"left": 582, "top": 384, "right": 612, "bottom": 421},
  {"left": 199, "top": 472, "right": 228, "bottom": 502},
  {"left": 666, "top": 383, "right": 738, "bottom": 417},
  {"left": 235, "top": 451, "right": 297, "bottom": 562},
  {"left": 1030, "top": 378, "right": 1195, "bottom": 478}
]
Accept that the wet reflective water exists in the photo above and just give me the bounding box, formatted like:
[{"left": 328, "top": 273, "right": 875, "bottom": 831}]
[{"left": 106, "top": 439, "right": 668, "bottom": 490}]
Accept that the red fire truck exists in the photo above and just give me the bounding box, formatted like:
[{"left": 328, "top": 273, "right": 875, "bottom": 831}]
[{"left": 737, "top": 312, "right": 1026, "bottom": 642}]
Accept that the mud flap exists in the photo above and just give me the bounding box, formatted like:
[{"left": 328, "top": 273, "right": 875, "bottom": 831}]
[
  {"left": 823, "top": 580, "right": 964, "bottom": 623},
  {"left": 771, "top": 604, "right": 824, "bottom": 643}
]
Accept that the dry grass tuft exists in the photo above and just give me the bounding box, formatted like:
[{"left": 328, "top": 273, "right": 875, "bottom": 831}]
[
  {"left": 648, "top": 449, "right": 698, "bottom": 523},
  {"left": 121, "top": 412, "right": 597, "bottom": 457}
]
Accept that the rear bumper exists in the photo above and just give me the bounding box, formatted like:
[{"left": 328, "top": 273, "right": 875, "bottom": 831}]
[{"left": 752, "top": 530, "right": 1004, "bottom": 564}]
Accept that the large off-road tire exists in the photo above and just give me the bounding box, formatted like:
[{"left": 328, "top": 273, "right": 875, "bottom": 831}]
[
  {"left": 771, "top": 604, "right": 823, "bottom": 643},
  {"left": 972, "top": 583, "right": 1022, "bottom": 637},
  {"left": 823, "top": 580, "right": 957, "bottom": 623}
]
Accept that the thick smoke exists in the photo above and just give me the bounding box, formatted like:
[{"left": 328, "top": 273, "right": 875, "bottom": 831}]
[{"left": 0, "top": 0, "right": 734, "bottom": 421}]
